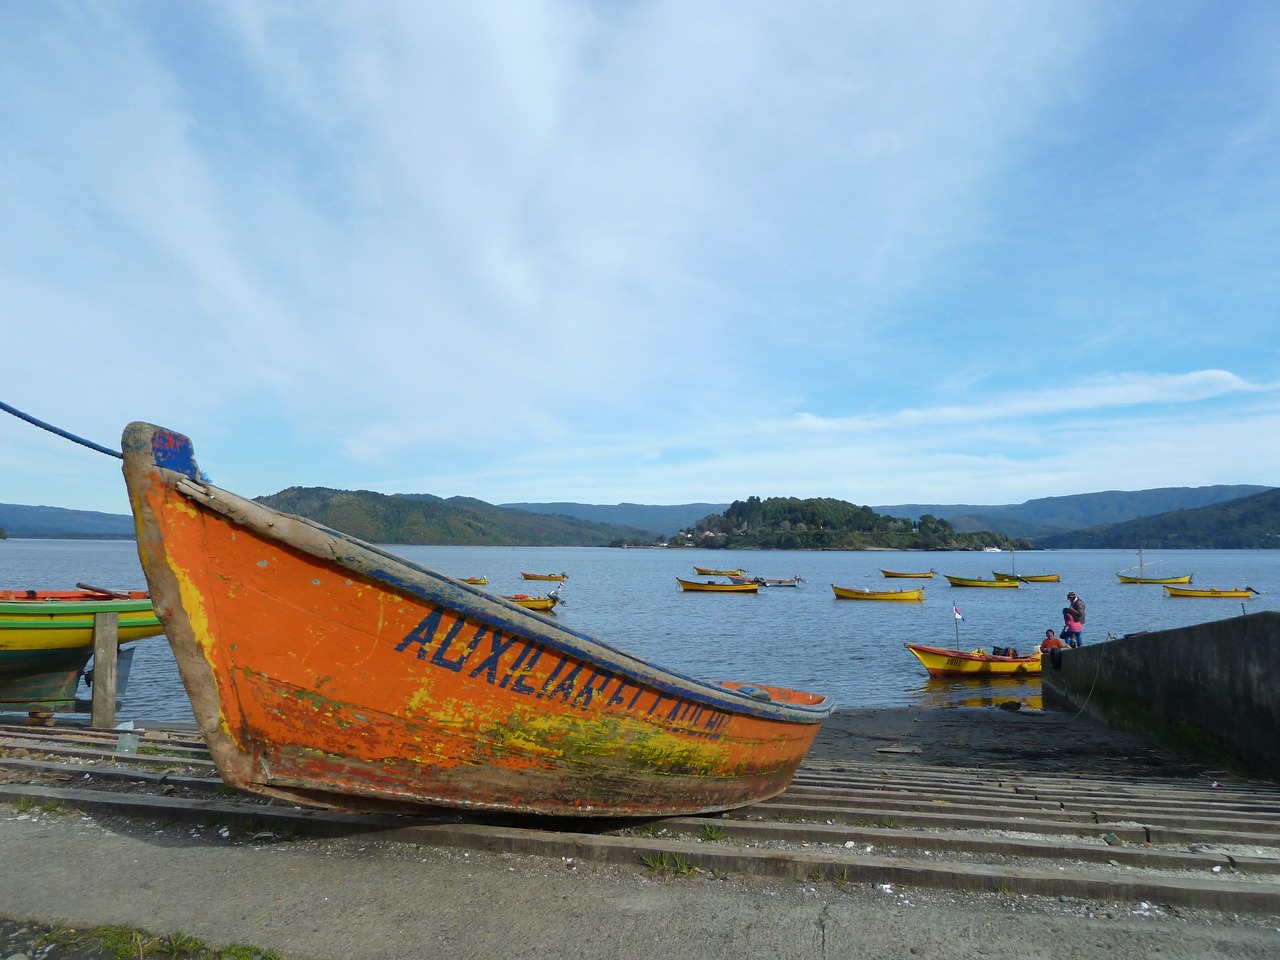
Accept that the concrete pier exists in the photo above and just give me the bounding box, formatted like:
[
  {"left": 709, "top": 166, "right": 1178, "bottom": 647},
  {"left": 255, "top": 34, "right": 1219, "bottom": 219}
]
[{"left": 1043, "top": 610, "right": 1280, "bottom": 781}]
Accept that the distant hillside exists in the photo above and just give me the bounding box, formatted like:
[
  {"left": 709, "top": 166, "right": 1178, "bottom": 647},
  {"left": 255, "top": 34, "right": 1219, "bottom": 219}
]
[
  {"left": 0, "top": 503, "right": 135, "bottom": 539},
  {"left": 876, "top": 485, "right": 1272, "bottom": 537},
  {"left": 1032, "top": 487, "right": 1280, "bottom": 549},
  {"left": 501, "top": 501, "right": 729, "bottom": 535},
  {"left": 255, "top": 487, "right": 658, "bottom": 546}
]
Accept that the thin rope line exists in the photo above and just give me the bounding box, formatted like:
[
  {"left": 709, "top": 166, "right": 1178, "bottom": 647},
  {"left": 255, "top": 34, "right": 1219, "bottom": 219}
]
[
  {"left": 1073, "top": 648, "right": 1104, "bottom": 719},
  {"left": 0, "top": 399, "right": 122, "bottom": 459}
]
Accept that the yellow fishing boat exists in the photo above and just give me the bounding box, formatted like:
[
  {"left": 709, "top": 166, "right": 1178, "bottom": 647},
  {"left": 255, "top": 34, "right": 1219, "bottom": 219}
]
[
  {"left": 520, "top": 571, "right": 567, "bottom": 582},
  {"left": 943, "top": 575, "right": 1019, "bottom": 588},
  {"left": 458, "top": 576, "right": 487, "bottom": 585},
  {"left": 676, "top": 578, "right": 759, "bottom": 593},
  {"left": 904, "top": 643, "right": 1042, "bottom": 677},
  {"left": 499, "top": 587, "right": 563, "bottom": 611},
  {"left": 879, "top": 569, "right": 934, "bottom": 579},
  {"left": 992, "top": 571, "right": 1061, "bottom": 582},
  {"left": 1116, "top": 548, "right": 1193, "bottom": 584},
  {"left": 831, "top": 584, "right": 925, "bottom": 601},
  {"left": 1162, "top": 585, "right": 1257, "bottom": 599},
  {"left": 692, "top": 566, "right": 747, "bottom": 577}
]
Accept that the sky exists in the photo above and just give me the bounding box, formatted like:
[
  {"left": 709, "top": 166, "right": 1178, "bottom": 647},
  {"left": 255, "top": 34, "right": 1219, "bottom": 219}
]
[{"left": 2, "top": 1, "right": 1279, "bottom": 516}]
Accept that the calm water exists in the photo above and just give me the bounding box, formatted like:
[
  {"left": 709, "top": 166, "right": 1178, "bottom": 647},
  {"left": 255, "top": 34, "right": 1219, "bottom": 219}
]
[{"left": 3, "top": 540, "right": 1277, "bottom": 722}]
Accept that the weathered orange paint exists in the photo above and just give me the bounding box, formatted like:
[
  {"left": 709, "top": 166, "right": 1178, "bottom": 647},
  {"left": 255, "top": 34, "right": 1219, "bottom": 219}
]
[{"left": 122, "top": 422, "right": 834, "bottom": 817}]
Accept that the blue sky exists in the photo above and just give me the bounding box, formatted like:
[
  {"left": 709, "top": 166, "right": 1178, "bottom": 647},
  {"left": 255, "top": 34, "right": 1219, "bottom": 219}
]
[{"left": 3, "top": 1, "right": 1278, "bottom": 516}]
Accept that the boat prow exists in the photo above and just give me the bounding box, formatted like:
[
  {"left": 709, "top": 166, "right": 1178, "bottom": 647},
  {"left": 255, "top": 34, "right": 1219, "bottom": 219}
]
[{"left": 121, "top": 422, "right": 832, "bottom": 817}]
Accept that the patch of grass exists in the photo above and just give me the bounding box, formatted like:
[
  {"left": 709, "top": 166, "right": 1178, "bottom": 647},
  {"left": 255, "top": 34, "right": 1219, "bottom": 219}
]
[
  {"left": 15, "top": 796, "right": 38, "bottom": 813},
  {"left": 698, "top": 823, "right": 725, "bottom": 841},
  {"left": 27, "top": 921, "right": 288, "bottom": 960},
  {"left": 637, "top": 851, "right": 698, "bottom": 878},
  {"left": 40, "top": 798, "right": 68, "bottom": 815},
  {"left": 773, "top": 813, "right": 804, "bottom": 823}
]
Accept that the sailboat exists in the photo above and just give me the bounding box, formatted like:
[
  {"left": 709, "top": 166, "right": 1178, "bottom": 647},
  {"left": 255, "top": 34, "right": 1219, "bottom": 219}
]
[
  {"left": 991, "top": 546, "right": 1060, "bottom": 583},
  {"left": 1116, "top": 548, "right": 1193, "bottom": 585}
]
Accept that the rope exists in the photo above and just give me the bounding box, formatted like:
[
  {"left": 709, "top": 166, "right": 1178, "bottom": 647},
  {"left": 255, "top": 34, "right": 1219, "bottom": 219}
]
[{"left": 0, "top": 399, "right": 122, "bottom": 459}]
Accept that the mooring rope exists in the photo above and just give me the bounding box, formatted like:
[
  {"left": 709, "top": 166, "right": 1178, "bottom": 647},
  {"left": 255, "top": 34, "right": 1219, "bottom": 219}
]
[{"left": 0, "top": 399, "right": 123, "bottom": 459}]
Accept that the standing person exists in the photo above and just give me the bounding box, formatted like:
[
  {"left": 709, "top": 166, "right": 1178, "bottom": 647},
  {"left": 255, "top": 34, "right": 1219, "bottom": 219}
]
[{"left": 1067, "top": 591, "right": 1085, "bottom": 640}]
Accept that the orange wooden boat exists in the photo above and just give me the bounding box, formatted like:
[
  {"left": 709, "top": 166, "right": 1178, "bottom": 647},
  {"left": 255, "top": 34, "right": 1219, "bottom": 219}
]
[
  {"left": 121, "top": 422, "right": 833, "bottom": 817},
  {"left": 520, "top": 571, "right": 567, "bottom": 581}
]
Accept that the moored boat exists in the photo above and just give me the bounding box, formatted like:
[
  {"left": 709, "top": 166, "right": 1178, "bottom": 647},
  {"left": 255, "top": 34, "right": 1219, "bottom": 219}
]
[
  {"left": 458, "top": 576, "right": 487, "bottom": 585},
  {"left": 520, "top": 571, "right": 566, "bottom": 581},
  {"left": 0, "top": 591, "right": 163, "bottom": 707},
  {"left": 729, "top": 574, "right": 804, "bottom": 588},
  {"left": 676, "top": 577, "right": 760, "bottom": 593},
  {"left": 903, "top": 643, "right": 1042, "bottom": 677},
  {"left": 943, "top": 575, "right": 1019, "bottom": 588},
  {"left": 499, "top": 587, "right": 563, "bottom": 611},
  {"left": 121, "top": 421, "right": 831, "bottom": 817},
  {"left": 1116, "top": 548, "right": 1193, "bottom": 585},
  {"left": 1162, "top": 585, "right": 1257, "bottom": 599},
  {"left": 992, "top": 571, "right": 1062, "bottom": 583},
  {"left": 831, "top": 584, "right": 925, "bottom": 602},
  {"left": 692, "top": 566, "right": 747, "bottom": 577},
  {"left": 879, "top": 569, "right": 934, "bottom": 579}
]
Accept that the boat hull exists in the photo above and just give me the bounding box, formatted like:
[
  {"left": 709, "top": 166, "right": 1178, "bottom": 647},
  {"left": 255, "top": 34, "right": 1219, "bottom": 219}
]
[
  {"left": 692, "top": 567, "right": 746, "bottom": 577},
  {"left": 1162, "top": 586, "right": 1253, "bottom": 599},
  {"left": 121, "top": 422, "right": 831, "bottom": 817},
  {"left": 879, "top": 570, "right": 933, "bottom": 579},
  {"left": 1117, "top": 574, "right": 1194, "bottom": 584},
  {"left": 943, "top": 576, "right": 1019, "bottom": 588},
  {"left": 991, "top": 572, "right": 1061, "bottom": 582},
  {"left": 831, "top": 584, "right": 924, "bottom": 601},
  {"left": 0, "top": 598, "right": 164, "bottom": 649},
  {"left": 676, "top": 577, "right": 759, "bottom": 593},
  {"left": 520, "top": 572, "right": 566, "bottom": 581},
  {"left": 904, "top": 643, "right": 1042, "bottom": 678}
]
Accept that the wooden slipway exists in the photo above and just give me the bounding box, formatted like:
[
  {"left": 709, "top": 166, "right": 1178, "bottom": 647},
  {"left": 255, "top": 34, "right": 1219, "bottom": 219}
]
[{"left": 2, "top": 720, "right": 1279, "bottom": 916}]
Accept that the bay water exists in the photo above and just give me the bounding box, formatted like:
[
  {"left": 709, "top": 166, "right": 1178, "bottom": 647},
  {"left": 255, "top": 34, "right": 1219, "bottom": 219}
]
[{"left": 3, "top": 539, "right": 1277, "bottom": 723}]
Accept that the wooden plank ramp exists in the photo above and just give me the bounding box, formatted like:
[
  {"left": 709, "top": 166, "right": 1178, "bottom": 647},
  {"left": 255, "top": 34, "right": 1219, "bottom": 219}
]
[{"left": 2, "top": 722, "right": 1279, "bottom": 915}]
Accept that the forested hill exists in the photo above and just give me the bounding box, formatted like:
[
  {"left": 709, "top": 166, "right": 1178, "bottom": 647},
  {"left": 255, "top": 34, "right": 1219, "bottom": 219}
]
[
  {"left": 253, "top": 487, "right": 657, "bottom": 546},
  {"left": 1032, "top": 487, "right": 1280, "bottom": 549},
  {"left": 680, "top": 496, "right": 1008, "bottom": 551},
  {"left": 876, "top": 484, "right": 1271, "bottom": 537}
]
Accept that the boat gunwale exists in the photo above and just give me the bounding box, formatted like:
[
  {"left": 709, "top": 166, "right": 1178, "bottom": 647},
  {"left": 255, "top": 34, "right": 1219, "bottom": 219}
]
[{"left": 129, "top": 428, "right": 831, "bottom": 724}]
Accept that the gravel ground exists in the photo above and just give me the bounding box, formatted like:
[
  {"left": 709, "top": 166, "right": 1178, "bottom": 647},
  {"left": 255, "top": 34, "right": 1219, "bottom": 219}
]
[{"left": 3, "top": 707, "right": 1279, "bottom": 960}]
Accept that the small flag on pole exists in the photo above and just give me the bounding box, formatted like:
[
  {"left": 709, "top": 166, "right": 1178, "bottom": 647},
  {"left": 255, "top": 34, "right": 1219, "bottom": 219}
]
[{"left": 953, "top": 604, "right": 964, "bottom": 621}]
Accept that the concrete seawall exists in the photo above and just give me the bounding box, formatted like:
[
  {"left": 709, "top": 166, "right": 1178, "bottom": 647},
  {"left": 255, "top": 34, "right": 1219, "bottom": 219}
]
[{"left": 1043, "top": 610, "right": 1280, "bottom": 781}]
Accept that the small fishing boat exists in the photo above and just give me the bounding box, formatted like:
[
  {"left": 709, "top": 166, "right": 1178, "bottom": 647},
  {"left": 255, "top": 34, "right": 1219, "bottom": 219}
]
[
  {"left": 729, "top": 574, "right": 804, "bottom": 588},
  {"left": 903, "top": 643, "right": 1042, "bottom": 678},
  {"left": 692, "top": 566, "right": 747, "bottom": 577},
  {"left": 831, "top": 584, "right": 925, "bottom": 602},
  {"left": 992, "top": 571, "right": 1062, "bottom": 583},
  {"left": 992, "top": 548, "right": 1059, "bottom": 583},
  {"left": 0, "top": 590, "right": 164, "bottom": 707},
  {"left": 458, "top": 576, "right": 487, "bottom": 585},
  {"left": 675, "top": 577, "right": 760, "bottom": 593},
  {"left": 1162, "top": 585, "right": 1258, "bottom": 599},
  {"left": 520, "top": 571, "right": 567, "bottom": 582},
  {"left": 1116, "top": 549, "right": 1193, "bottom": 585},
  {"left": 943, "top": 575, "right": 1019, "bottom": 588},
  {"left": 121, "top": 422, "right": 831, "bottom": 817},
  {"left": 879, "top": 569, "right": 934, "bottom": 579},
  {"left": 499, "top": 587, "right": 563, "bottom": 611}
]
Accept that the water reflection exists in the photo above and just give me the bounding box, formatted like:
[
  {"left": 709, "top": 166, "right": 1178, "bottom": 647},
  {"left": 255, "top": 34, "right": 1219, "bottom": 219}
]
[{"left": 915, "top": 676, "right": 1044, "bottom": 712}]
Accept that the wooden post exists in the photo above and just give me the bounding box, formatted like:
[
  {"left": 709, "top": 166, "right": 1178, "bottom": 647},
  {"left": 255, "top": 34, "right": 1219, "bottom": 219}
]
[{"left": 90, "top": 611, "right": 119, "bottom": 729}]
